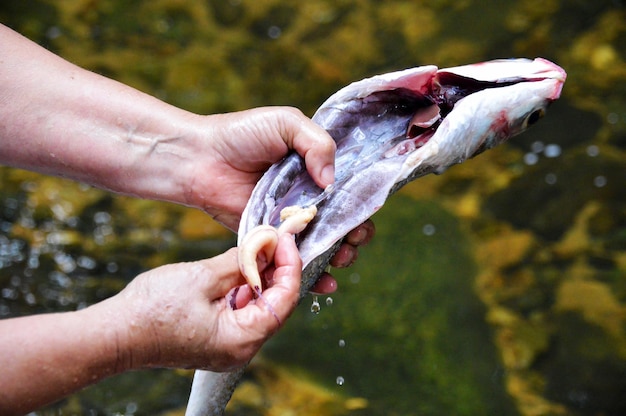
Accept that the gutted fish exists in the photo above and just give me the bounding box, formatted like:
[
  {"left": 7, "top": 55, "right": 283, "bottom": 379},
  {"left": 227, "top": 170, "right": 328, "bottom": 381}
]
[
  {"left": 186, "top": 57, "right": 566, "bottom": 416},
  {"left": 240, "top": 57, "right": 565, "bottom": 292}
]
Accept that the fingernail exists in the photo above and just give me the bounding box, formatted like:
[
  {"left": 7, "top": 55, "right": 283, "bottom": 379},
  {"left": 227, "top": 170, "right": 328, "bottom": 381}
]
[{"left": 321, "top": 164, "right": 335, "bottom": 186}]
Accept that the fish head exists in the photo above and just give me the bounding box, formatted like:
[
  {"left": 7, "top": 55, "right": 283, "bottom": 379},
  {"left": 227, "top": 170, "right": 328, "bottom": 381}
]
[{"left": 400, "top": 58, "right": 567, "bottom": 179}]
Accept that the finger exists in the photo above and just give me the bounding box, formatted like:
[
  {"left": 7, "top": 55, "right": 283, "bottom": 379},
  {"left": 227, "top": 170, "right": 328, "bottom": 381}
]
[
  {"left": 345, "top": 219, "right": 376, "bottom": 246},
  {"left": 280, "top": 108, "right": 336, "bottom": 188},
  {"left": 329, "top": 243, "right": 358, "bottom": 268},
  {"left": 309, "top": 272, "right": 338, "bottom": 295},
  {"left": 196, "top": 248, "right": 246, "bottom": 299},
  {"left": 258, "top": 233, "right": 302, "bottom": 323},
  {"left": 228, "top": 284, "right": 254, "bottom": 310}
]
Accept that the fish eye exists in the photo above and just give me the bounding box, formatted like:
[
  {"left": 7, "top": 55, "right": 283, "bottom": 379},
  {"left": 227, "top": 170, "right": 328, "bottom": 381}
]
[{"left": 525, "top": 108, "right": 546, "bottom": 128}]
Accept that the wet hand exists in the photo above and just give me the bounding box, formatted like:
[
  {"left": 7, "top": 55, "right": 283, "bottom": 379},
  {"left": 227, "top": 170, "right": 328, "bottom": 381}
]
[
  {"left": 109, "top": 234, "right": 302, "bottom": 372},
  {"left": 189, "top": 107, "right": 336, "bottom": 231}
]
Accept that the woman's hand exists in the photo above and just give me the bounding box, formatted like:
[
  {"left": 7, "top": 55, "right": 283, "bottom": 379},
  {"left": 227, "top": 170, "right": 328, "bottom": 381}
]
[
  {"left": 109, "top": 234, "right": 303, "bottom": 372},
  {"left": 0, "top": 235, "right": 303, "bottom": 414},
  {"left": 0, "top": 221, "right": 374, "bottom": 414},
  {"left": 185, "top": 107, "right": 336, "bottom": 231},
  {"left": 110, "top": 216, "right": 375, "bottom": 371}
]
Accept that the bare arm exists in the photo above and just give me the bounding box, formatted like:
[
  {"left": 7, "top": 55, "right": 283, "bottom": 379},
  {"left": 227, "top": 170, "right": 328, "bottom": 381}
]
[
  {"left": 0, "top": 24, "right": 375, "bottom": 414},
  {"left": 0, "top": 24, "right": 335, "bottom": 230},
  {"left": 0, "top": 304, "right": 126, "bottom": 414},
  {"left": 0, "top": 236, "right": 303, "bottom": 415}
]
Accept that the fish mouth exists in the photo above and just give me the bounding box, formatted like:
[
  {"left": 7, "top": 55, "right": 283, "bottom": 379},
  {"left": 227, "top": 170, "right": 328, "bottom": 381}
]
[
  {"left": 534, "top": 57, "right": 568, "bottom": 83},
  {"left": 408, "top": 58, "right": 567, "bottom": 141},
  {"left": 435, "top": 57, "right": 567, "bottom": 102},
  {"left": 530, "top": 58, "right": 567, "bottom": 99}
]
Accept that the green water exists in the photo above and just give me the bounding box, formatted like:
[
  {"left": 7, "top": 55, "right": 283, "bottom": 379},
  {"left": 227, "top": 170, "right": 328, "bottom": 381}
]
[
  {"left": 266, "top": 197, "right": 517, "bottom": 415},
  {"left": 1, "top": 1, "right": 625, "bottom": 415}
]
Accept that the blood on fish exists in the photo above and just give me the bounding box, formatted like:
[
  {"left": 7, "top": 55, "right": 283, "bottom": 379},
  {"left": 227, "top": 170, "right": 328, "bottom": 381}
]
[{"left": 489, "top": 110, "right": 511, "bottom": 138}]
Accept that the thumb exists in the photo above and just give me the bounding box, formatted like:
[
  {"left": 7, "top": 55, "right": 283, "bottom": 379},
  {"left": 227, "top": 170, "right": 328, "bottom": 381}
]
[
  {"left": 196, "top": 248, "right": 246, "bottom": 299},
  {"left": 260, "top": 234, "right": 302, "bottom": 322},
  {"left": 279, "top": 108, "right": 336, "bottom": 188}
]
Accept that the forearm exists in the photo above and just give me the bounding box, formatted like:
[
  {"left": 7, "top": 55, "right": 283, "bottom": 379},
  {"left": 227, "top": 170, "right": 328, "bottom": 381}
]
[
  {"left": 0, "top": 24, "right": 204, "bottom": 205},
  {"left": 0, "top": 303, "right": 133, "bottom": 415}
]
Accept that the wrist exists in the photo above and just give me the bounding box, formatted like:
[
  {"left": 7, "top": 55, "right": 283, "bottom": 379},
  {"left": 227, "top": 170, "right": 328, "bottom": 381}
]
[
  {"left": 104, "top": 109, "right": 210, "bottom": 207},
  {"left": 78, "top": 298, "right": 138, "bottom": 374},
  {"left": 96, "top": 280, "right": 179, "bottom": 371}
]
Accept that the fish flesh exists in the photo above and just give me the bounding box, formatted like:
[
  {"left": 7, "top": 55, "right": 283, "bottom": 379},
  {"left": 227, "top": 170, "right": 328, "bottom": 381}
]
[{"left": 185, "top": 57, "right": 566, "bottom": 415}]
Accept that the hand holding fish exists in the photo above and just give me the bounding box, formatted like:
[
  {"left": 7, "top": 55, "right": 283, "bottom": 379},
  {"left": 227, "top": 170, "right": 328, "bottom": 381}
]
[
  {"left": 0, "top": 236, "right": 296, "bottom": 415},
  {"left": 190, "top": 107, "right": 337, "bottom": 231},
  {"left": 0, "top": 24, "right": 375, "bottom": 415},
  {"left": 106, "top": 236, "right": 304, "bottom": 372}
]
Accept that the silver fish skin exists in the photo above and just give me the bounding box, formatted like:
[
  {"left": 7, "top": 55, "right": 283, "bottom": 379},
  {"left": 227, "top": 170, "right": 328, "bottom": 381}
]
[{"left": 186, "top": 57, "right": 566, "bottom": 416}]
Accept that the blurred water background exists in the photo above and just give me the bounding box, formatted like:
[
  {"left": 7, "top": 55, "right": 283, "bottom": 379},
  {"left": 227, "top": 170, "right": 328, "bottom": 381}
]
[{"left": 0, "top": 1, "right": 625, "bottom": 415}]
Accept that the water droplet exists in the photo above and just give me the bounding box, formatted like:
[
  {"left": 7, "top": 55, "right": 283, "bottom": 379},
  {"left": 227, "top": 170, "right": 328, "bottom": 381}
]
[
  {"left": 27, "top": 250, "right": 40, "bottom": 269},
  {"left": 349, "top": 273, "right": 360, "bottom": 284},
  {"left": 66, "top": 216, "right": 79, "bottom": 228},
  {"left": 336, "top": 376, "right": 345, "bottom": 386},
  {"left": 268, "top": 25, "right": 281, "bottom": 39},
  {"left": 593, "top": 175, "right": 607, "bottom": 188},
  {"left": 607, "top": 112, "right": 619, "bottom": 124},
  {"left": 54, "top": 252, "right": 76, "bottom": 273},
  {"left": 77, "top": 256, "right": 97, "bottom": 270},
  {"left": 545, "top": 173, "right": 557, "bottom": 185},
  {"left": 4, "top": 197, "right": 18, "bottom": 210},
  {"left": 2, "top": 287, "right": 17, "bottom": 300},
  {"left": 25, "top": 292, "right": 36, "bottom": 305},
  {"left": 523, "top": 152, "right": 538, "bottom": 165},
  {"left": 49, "top": 271, "right": 72, "bottom": 288},
  {"left": 50, "top": 203, "right": 69, "bottom": 221},
  {"left": 586, "top": 145, "right": 600, "bottom": 157},
  {"left": 544, "top": 144, "right": 561, "bottom": 158},
  {"left": 94, "top": 211, "right": 111, "bottom": 225},
  {"left": 326, "top": 297, "right": 333, "bottom": 306},
  {"left": 126, "top": 402, "right": 138, "bottom": 415},
  {"left": 46, "top": 26, "right": 61, "bottom": 40},
  {"left": 338, "top": 339, "right": 346, "bottom": 347},
  {"left": 0, "top": 221, "right": 11, "bottom": 233},
  {"left": 530, "top": 141, "right": 545, "bottom": 153},
  {"left": 21, "top": 181, "right": 37, "bottom": 193},
  {"left": 0, "top": 304, "right": 10, "bottom": 317},
  {"left": 422, "top": 224, "right": 436, "bottom": 236},
  {"left": 310, "top": 295, "right": 321, "bottom": 314}
]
